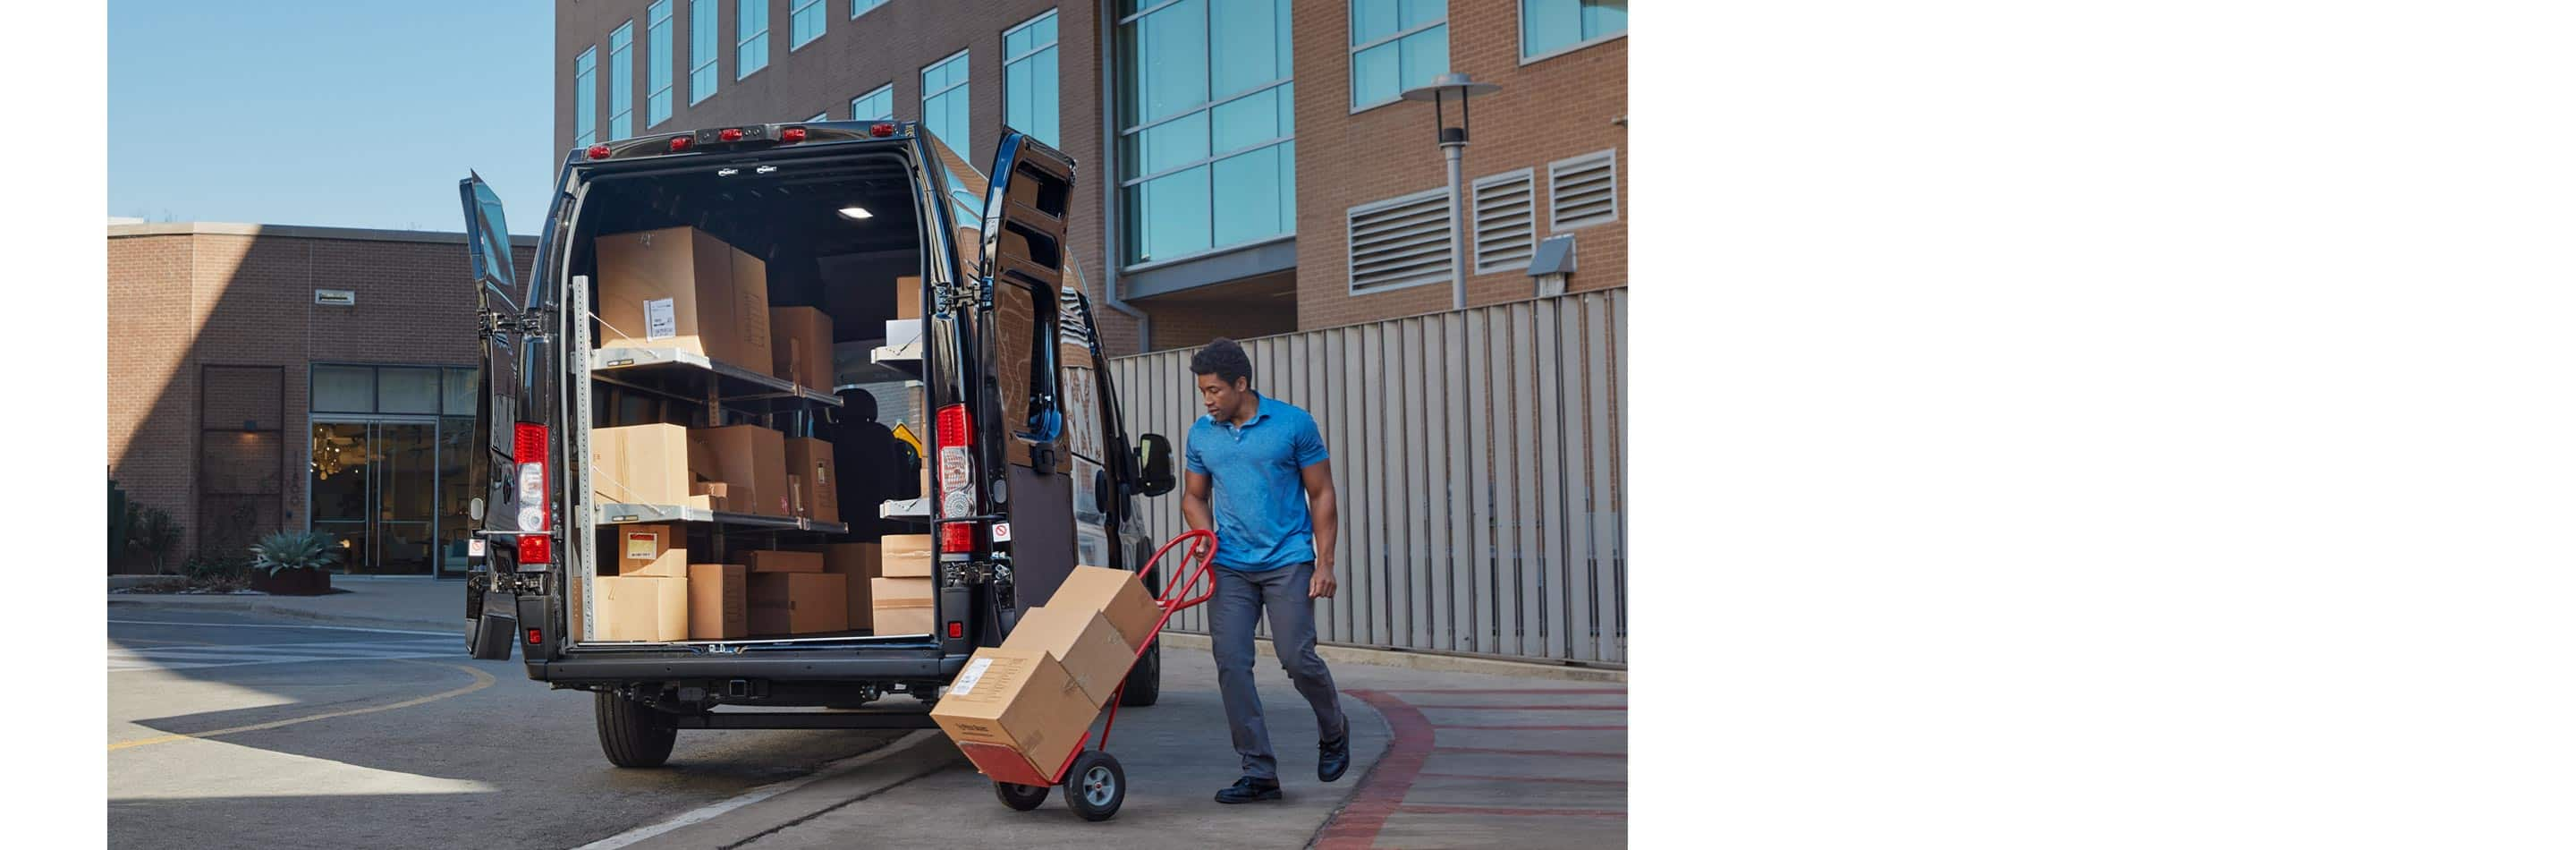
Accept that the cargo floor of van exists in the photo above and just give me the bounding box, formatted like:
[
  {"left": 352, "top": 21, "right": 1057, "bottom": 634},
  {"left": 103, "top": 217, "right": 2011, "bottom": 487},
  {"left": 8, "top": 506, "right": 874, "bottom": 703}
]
[{"left": 581, "top": 631, "right": 931, "bottom": 648}]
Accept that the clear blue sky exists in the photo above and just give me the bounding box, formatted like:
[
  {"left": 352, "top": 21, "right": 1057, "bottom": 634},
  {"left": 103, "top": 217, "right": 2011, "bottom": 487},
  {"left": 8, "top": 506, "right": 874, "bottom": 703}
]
[{"left": 110, "top": 1, "right": 554, "bottom": 234}]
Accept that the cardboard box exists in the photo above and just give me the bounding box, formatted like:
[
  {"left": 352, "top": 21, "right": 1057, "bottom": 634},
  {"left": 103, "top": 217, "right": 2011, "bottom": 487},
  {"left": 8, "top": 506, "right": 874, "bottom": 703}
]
[
  {"left": 749, "top": 573, "right": 851, "bottom": 635},
  {"left": 895, "top": 275, "right": 922, "bottom": 319},
  {"left": 931, "top": 647, "right": 1097, "bottom": 785},
  {"left": 784, "top": 438, "right": 839, "bottom": 524},
  {"left": 590, "top": 424, "right": 697, "bottom": 507},
  {"left": 884, "top": 318, "right": 923, "bottom": 350},
  {"left": 615, "top": 524, "right": 688, "bottom": 577},
  {"left": 871, "top": 577, "right": 936, "bottom": 636},
  {"left": 593, "top": 575, "right": 688, "bottom": 642},
  {"left": 691, "top": 425, "right": 791, "bottom": 517},
  {"left": 594, "top": 226, "right": 771, "bottom": 375},
  {"left": 880, "top": 533, "right": 935, "bottom": 578},
  {"left": 1002, "top": 606, "right": 1137, "bottom": 707},
  {"left": 688, "top": 564, "right": 748, "bottom": 640},
  {"left": 770, "top": 306, "right": 835, "bottom": 389},
  {"left": 1046, "top": 566, "right": 1164, "bottom": 650},
  {"left": 744, "top": 549, "right": 824, "bottom": 574},
  {"left": 799, "top": 543, "right": 880, "bottom": 631}
]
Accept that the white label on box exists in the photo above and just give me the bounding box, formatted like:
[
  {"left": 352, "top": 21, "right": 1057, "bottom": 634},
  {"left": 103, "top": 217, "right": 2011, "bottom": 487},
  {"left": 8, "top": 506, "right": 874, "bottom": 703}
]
[
  {"left": 644, "top": 298, "right": 676, "bottom": 340},
  {"left": 950, "top": 658, "right": 994, "bottom": 696},
  {"left": 624, "top": 531, "right": 660, "bottom": 560}
]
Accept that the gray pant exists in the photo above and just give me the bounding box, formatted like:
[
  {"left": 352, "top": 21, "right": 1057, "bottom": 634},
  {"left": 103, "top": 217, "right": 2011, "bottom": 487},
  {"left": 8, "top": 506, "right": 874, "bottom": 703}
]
[{"left": 1210, "top": 562, "right": 1349, "bottom": 781}]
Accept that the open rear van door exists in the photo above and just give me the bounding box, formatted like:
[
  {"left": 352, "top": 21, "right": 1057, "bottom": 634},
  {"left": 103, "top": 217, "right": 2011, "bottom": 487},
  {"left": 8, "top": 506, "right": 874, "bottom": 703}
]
[
  {"left": 458, "top": 172, "right": 530, "bottom": 660},
  {"left": 973, "top": 132, "right": 1080, "bottom": 614}
]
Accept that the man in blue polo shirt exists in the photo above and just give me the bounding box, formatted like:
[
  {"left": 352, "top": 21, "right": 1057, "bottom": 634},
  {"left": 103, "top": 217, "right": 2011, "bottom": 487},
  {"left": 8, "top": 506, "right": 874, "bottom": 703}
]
[{"left": 1181, "top": 338, "right": 1351, "bottom": 804}]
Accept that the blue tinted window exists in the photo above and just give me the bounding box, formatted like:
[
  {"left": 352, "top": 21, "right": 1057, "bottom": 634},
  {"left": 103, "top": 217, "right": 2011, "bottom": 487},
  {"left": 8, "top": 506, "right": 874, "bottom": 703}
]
[
  {"left": 690, "top": 0, "right": 718, "bottom": 104},
  {"left": 922, "top": 51, "right": 970, "bottom": 149},
  {"left": 1130, "top": 0, "right": 1207, "bottom": 125},
  {"left": 1521, "top": 0, "right": 1625, "bottom": 60},
  {"left": 792, "top": 0, "right": 826, "bottom": 48},
  {"left": 852, "top": 0, "right": 888, "bottom": 17},
  {"left": 1116, "top": 0, "right": 1296, "bottom": 266},
  {"left": 851, "top": 83, "right": 893, "bottom": 120},
  {"left": 1350, "top": 0, "right": 1445, "bottom": 108},
  {"left": 1004, "top": 11, "right": 1060, "bottom": 146},
  {"left": 648, "top": 1, "right": 674, "bottom": 125},
  {"left": 738, "top": 0, "right": 770, "bottom": 79},
  {"left": 574, "top": 47, "right": 597, "bottom": 147},
  {"left": 1131, "top": 166, "right": 1212, "bottom": 263},
  {"left": 608, "top": 23, "right": 634, "bottom": 140}
]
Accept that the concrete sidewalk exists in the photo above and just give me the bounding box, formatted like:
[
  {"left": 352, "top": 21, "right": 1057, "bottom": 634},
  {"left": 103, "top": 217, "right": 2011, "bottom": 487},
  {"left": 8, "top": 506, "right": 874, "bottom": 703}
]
[{"left": 106, "top": 575, "right": 462, "bottom": 632}]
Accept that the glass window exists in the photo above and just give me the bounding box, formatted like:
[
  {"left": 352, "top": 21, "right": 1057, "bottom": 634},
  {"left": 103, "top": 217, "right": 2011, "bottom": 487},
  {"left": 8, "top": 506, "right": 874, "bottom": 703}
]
[
  {"left": 691, "top": 0, "right": 718, "bottom": 104},
  {"left": 922, "top": 50, "right": 971, "bottom": 149},
  {"left": 573, "top": 47, "right": 597, "bottom": 147},
  {"left": 1116, "top": 0, "right": 1295, "bottom": 266},
  {"left": 807, "top": 110, "right": 829, "bottom": 122},
  {"left": 851, "top": 82, "right": 893, "bottom": 120},
  {"left": 1349, "top": 0, "right": 1445, "bottom": 109},
  {"left": 378, "top": 368, "right": 441, "bottom": 414},
  {"left": 648, "top": 0, "right": 674, "bottom": 125},
  {"left": 791, "top": 0, "right": 826, "bottom": 48},
  {"left": 852, "top": 0, "right": 888, "bottom": 17},
  {"left": 608, "top": 23, "right": 634, "bottom": 140},
  {"left": 442, "top": 368, "right": 478, "bottom": 414},
  {"left": 313, "top": 366, "right": 376, "bottom": 413},
  {"left": 738, "top": 0, "right": 770, "bottom": 78},
  {"left": 990, "top": 283, "right": 1060, "bottom": 442},
  {"left": 1004, "top": 11, "right": 1060, "bottom": 147},
  {"left": 1521, "top": 0, "right": 1625, "bottom": 60}
]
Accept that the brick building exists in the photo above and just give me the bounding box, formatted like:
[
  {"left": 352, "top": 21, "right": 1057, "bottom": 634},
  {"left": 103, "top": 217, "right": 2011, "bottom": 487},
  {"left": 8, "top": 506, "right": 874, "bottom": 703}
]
[
  {"left": 107, "top": 222, "right": 535, "bottom": 574},
  {"left": 554, "top": 0, "right": 1624, "bottom": 353}
]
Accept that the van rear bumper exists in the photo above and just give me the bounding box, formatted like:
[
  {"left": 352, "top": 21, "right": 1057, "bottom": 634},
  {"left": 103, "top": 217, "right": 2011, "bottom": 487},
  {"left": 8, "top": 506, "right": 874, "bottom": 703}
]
[{"left": 530, "top": 651, "right": 969, "bottom": 686}]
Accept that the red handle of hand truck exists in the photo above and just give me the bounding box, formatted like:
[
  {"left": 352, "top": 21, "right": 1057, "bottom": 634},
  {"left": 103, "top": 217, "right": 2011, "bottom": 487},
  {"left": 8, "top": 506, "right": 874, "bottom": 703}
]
[{"left": 1145, "top": 529, "right": 1219, "bottom": 615}]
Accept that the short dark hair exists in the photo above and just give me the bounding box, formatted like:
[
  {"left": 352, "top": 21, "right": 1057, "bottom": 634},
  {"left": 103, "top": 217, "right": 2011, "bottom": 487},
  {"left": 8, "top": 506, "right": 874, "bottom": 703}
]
[{"left": 1190, "top": 337, "right": 1253, "bottom": 388}]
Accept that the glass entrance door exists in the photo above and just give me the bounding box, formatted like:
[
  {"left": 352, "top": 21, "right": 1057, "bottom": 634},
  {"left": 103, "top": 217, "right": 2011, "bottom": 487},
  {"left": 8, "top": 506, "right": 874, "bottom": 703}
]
[{"left": 310, "top": 419, "right": 445, "bottom": 575}]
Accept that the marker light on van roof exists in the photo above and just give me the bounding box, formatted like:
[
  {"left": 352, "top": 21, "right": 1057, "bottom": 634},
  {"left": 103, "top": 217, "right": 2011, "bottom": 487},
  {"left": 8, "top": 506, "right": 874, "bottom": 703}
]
[
  {"left": 870, "top": 123, "right": 895, "bottom": 137},
  {"left": 669, "top": 136, "right": 692, "bottom": 152},
  {"left": 586, "top": 144, "right": 612, "bottom": 160},
  {"left": 781, "top": 127, "right": 807, "bottom": 142},
  {"left": 837, "top": 207, "right": 872, "bottom": 220},
  {"left": 718, "top": 128, "right": 744, "bottom": 142}
]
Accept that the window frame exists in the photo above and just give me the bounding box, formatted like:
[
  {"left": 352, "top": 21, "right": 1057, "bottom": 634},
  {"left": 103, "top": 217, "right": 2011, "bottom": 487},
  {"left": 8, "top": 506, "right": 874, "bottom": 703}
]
[
  {"left": 791, "top": 0, "right": 827, "bottom": 50},
  {"left": 1516, "top": 0, "right": 1627, "bottom": 65},
  {"left": 852, "top": 0, "right": 889, "bottom": 19},
  {"left": 608, "top": 21, "right": 635, "bottom": 140},
  {"left": 1003, "top": 10, "right": 1061, "bottom": 146},
  {"left": 920, "top": 48, "right": 972, "bottom": 147},
  {"left": 1114, "top": 0, "right": 1299, "bottom": 268},
  {"left": 851, "top": 81, "right": 894, "bottom": 120},
  {"left": 690, "top": 0, "right": 719, "bottom": 105},
  {"left": 738, "top": 0, "right": 771, "bottom": 80},
  {"left": 573, "top": 47, "right": 598, "bottom": 147},
  {"left": 648, "top": 0, "right": 674, "bottom": 126},
  {"left": 1347, "top": 0, "right": 1447, "bottom": 113}
]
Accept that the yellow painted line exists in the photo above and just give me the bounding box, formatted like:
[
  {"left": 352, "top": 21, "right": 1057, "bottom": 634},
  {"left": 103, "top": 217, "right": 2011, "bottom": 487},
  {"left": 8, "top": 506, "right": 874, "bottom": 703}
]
[{"left": 108, "top": 661, "right": 496, "bottom": 752}]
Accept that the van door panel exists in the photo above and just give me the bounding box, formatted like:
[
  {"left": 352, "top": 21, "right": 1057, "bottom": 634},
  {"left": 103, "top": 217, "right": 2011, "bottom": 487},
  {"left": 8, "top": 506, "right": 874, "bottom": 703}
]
[{"left": 976, "top": 131, "right": 1079, "bottom": 616}]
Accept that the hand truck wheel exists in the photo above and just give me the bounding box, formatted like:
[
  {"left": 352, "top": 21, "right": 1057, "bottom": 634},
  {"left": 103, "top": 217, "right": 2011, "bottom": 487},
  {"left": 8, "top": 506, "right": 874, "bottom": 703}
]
[
  {"left": 1062, "top": 751, "right": 1126, "bottom": 821},
  {"left": 994, "top": 780, "right": 1049, "bottom": 811}
]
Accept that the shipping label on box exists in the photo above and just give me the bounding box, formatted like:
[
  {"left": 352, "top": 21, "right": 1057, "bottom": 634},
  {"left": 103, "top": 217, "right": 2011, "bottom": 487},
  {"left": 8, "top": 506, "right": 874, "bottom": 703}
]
[
  {"left": 644, "top": 297, "right": 676, "bottom": 340},
  {"left": 616, "top": 523, "right": 688, "bottom": 578},
  {"left": 595, "top": 226, "right": 738, "bottom": 361}
]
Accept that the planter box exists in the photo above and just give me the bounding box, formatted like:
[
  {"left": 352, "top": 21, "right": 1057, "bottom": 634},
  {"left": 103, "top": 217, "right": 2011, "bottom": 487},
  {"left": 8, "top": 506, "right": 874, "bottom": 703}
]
[{"left": 251, "top": 567, "right": 333, "bottom": 596}]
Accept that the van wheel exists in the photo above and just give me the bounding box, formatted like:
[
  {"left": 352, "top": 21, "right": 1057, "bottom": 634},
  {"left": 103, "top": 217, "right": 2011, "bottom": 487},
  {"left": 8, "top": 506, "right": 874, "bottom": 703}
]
[
  {"left": 595, "top": 692, "right": 677, "bottom": 768},
  {"left": 1117, "top": 638, "right": 1160, "bottom": 707}
]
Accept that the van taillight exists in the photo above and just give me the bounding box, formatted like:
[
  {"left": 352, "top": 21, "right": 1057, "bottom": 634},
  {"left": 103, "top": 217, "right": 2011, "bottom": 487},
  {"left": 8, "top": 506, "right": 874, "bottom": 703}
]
[
  {"left": 940, "top": 523, "right": 975, "bottom": 553},
  {"left": 935, "top": 404, "right": 974, "bottom": 519},
  {"left": 513, "top": 422, "right": 552, "bottom": 565}
]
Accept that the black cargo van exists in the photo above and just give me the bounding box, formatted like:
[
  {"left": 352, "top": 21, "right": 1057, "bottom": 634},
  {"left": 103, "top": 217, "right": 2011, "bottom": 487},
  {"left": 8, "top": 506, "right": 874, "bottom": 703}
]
[{"left": 454, "top": 122, "right": 1179, "bottom": 768}]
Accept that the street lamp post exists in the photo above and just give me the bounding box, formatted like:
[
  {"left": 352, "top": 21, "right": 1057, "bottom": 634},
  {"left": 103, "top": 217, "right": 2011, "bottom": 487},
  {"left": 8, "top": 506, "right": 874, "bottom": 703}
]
[{"left": 1402, "top": 72, "right": 1501, "bottom": 311}]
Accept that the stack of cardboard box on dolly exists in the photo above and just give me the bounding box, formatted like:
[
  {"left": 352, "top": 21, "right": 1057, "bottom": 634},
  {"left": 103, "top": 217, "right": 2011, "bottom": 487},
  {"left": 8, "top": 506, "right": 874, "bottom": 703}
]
[
  {"left": 931, "top": 565, "right": 1167, "bottom": 782},
  {"left": 580, "top": 225, "right": 933, "bottom": 642}
]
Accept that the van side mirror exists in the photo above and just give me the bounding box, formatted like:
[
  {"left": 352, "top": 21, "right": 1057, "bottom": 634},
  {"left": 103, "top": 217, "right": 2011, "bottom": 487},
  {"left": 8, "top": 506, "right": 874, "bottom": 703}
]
[{"left": 1136, "top": 433, "right": 1176, "bottom": 497}]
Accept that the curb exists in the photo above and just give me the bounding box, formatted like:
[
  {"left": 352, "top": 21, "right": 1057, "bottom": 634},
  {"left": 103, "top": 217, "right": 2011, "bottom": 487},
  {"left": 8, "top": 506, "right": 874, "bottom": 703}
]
[
  {"left": 105, "top": 596, "right": 456, "bottom": 633},
  {"left": 1157, "top": 633, "right": 1628, "bottom": 684}
]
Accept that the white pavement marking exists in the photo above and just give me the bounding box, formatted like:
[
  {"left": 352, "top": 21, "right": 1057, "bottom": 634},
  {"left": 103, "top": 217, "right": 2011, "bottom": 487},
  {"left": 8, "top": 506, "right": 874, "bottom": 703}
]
[
  {"left": 109, "top": 638, "right": 462, "bottom": 672},
  {"left": 569, "top": 729, "right": 945, "bottom": 850},
  {"left": 107, "top": 618, "right": 453, "bottom": 636}
]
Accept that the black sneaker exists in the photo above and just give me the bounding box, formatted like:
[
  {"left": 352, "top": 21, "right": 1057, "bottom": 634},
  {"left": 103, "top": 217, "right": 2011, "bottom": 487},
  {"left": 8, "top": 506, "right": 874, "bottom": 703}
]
[
  {"left": 1215, "top": 776, "right": 1283, "bottom": 804},
  {"left": 1318, "top": 734, "right": 1352, "bottom": 783}
]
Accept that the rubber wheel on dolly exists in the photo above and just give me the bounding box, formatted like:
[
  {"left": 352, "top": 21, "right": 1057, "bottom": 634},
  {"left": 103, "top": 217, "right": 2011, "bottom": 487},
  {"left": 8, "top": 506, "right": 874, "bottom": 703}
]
[
  {"left": 1063, "top": 751, "right": 1125, "bottom": 821},
  {"left": 995, "top": 781, "right": 1049, "bottom": 811},
  {"left": 594, "top": 692, "right": 677, "bottom": 769}
]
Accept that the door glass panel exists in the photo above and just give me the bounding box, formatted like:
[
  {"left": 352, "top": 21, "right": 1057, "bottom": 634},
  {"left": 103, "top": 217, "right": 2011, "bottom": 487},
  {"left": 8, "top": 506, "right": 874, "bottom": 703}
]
[
  {"left": 313, "top": 366, "right": 376, "bottom": 412},
  {"left": 311, "top": 423, "right": 372, "bottom": 522},
  {"left": 373, "top": 423, "right": 436, "bottom": 574},
  {"left": 443, "top": 368, "right": 478, "bottom": 414},
  {"left": 438, "top": 416, "right": 475, "bottom": 574},
  {"left": 378, "top": 368, "right": 441, "bottom": 414}
]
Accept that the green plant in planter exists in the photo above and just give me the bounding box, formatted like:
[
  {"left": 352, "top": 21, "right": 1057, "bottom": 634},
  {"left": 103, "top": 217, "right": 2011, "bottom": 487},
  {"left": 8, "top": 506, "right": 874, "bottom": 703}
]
[
  {"left": 128, "top": 507, "right": 182, "bottom": 575},
  {"left": 249, "top": 531, "right": 341, "bottom": 576}
]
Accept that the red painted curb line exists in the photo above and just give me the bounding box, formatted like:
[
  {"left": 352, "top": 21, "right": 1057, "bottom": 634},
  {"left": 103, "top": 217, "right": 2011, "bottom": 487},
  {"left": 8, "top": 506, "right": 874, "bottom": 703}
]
[
  {"left": 1436, "top": 724, "right": 1627, "bottom": 731},
  {"left": 1416, "top": 771, "right": 1628, "bottom": 786},
  {"left": 1313, "top": 689, "right": 1433, "bottom": 850},
  {"left": 1410, "top": 703, "right": 1626, "bottom": 710},
  {"left": 1397, "top": 803, "right": 1629, "bottom": 820}
]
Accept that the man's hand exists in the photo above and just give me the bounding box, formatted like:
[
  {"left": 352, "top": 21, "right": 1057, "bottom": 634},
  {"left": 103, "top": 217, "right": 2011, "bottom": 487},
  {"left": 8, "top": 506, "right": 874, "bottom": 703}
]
[{"left": 1309, "top": 565, "right": 1338, "bottom": 599}]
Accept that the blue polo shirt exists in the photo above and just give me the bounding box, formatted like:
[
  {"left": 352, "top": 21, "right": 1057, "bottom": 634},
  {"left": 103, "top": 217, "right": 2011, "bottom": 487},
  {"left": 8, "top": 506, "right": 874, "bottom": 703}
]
[{"left": 1185, "top": 393, "right": 1329, "bottom": 572}]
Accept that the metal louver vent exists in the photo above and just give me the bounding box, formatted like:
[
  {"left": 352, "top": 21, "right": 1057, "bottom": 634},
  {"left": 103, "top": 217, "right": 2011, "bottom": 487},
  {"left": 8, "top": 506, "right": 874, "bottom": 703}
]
[
  {"left": 1472, "top": 169, "right": 1537, "bottom": 273},
  {"left": 1548, "top": 149, "right": 1619, "bottom": 231},
  {"left": 1347, "top": 187, "right": 1453, "bottom": 293}
]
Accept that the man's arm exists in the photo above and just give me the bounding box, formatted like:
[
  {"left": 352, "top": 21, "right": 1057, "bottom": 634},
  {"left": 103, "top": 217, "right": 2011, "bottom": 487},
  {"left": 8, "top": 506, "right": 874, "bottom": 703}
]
[
  {"left": 1181, "top": 470, "right": 1214, "bottom": 532},
  {"left": 1301, "top": 459, "right": 1338, "bottom": 599}
]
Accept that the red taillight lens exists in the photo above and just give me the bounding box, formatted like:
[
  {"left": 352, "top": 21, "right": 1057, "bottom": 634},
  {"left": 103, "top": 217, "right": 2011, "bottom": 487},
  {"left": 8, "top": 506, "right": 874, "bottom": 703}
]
[
  {"left": 669, "top": 136, "right": 692, "bottom": 152},
  {"left": 525, "top": 627, "right": 543, "bottom": 645},
  {"left": 518, "top": 534, "right": 552, "bottom": 565},
  {"left": 781, "top": 127, "right": 807, "bottom": 142},
  {"left": 940, "top": 523, "right": 976, "bottom": 553},
  {"left": 935, "top": 404, "right": 970, "bottom": 450},
  {"left": 946, "top": 621, "right": 964, "bottom": 639},
  {"left": 718, "top": 128, "right": 744, "bottom": 141},
  {"left": 513, "top": 422, "right": 547, "bottom": 463},
  {"left": 587, "top": 144, "right": 612, "bottom": 160},
  {"left": 870, "top": 122, "right": 894, "bottom": 137}
]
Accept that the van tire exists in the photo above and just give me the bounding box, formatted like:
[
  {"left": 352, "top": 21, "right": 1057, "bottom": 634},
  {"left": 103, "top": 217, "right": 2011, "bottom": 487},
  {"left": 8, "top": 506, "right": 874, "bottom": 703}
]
[
  {"left": 1117, "top": 638, "right": 1160, "bottom": 707},
  {"left": 595, "top": 692, "right": 677, "bottom": 768}
]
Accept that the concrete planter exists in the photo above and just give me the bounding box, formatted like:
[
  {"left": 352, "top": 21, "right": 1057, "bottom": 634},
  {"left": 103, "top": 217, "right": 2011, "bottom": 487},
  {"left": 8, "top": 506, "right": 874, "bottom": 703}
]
[{"left": 251, "top": 567, "right": 333, "bottom": 596}]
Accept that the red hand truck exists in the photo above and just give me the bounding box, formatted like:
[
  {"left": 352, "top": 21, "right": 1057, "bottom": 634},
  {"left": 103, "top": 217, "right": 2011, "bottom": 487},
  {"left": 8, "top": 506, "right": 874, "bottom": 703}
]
[{"left": 973, "top": 529, "right": 1219, "bottom": 821}]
